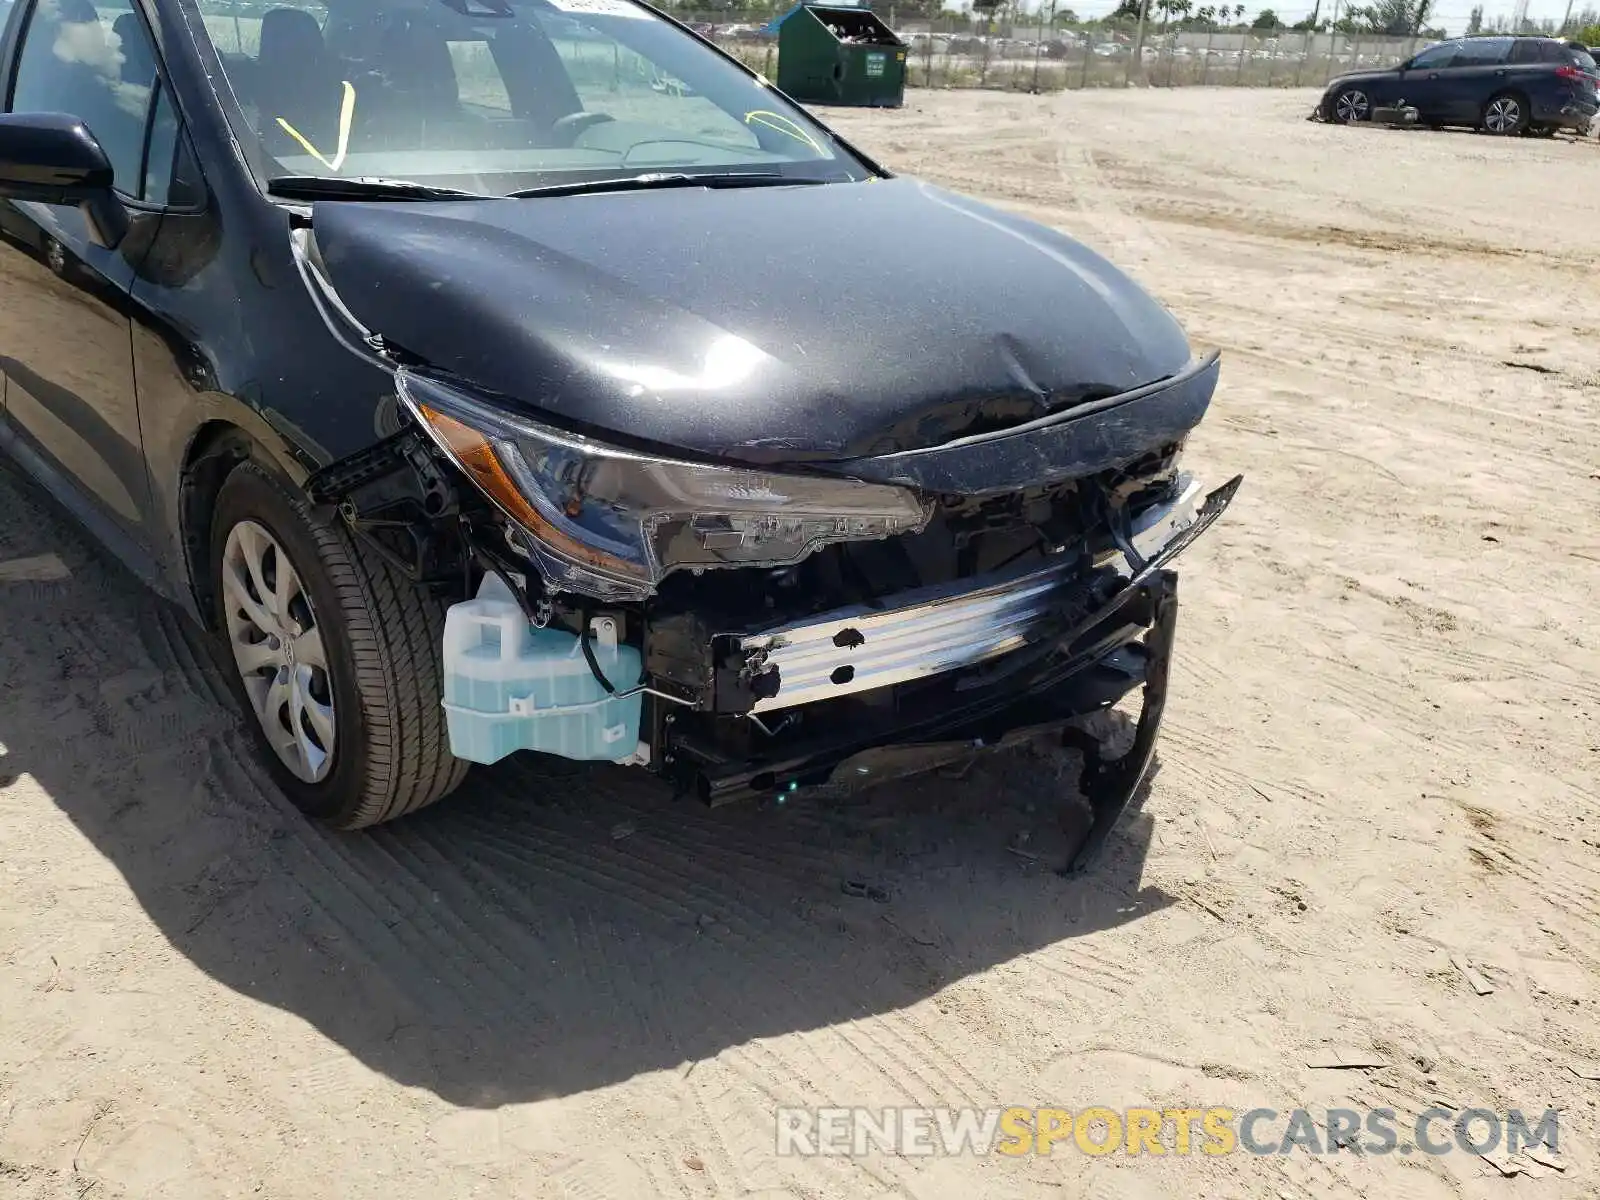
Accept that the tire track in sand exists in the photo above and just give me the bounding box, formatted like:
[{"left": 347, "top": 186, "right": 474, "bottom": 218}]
[{"left": 1052, "top": 103, "right": 1167, "bottom": 269}]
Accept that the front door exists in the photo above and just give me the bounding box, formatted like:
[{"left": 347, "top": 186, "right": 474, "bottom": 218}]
[
  {"left": 0, "top": 0, "right": 166, "bottom": 543},
  {"left": 1395, "top": 39, "right": 1461, "bottom": 121}
]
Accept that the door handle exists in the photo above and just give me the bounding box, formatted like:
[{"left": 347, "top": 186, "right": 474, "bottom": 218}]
[{"left": 1427, "top": 72, "right": 1440, "bottom": 78}]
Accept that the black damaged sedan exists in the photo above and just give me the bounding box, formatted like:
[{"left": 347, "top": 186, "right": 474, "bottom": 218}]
[
  {"left": 1320, "top": 35, "right": 1598, "bottom": 134},
  {"left": 0, "top": 0, "right": 1238, "bottom": 870}
]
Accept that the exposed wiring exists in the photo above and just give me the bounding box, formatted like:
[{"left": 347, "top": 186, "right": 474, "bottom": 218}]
[
  {"left": 459, "top": 517, "right": 668, "bottom": 703},
  {"left": 579, "top": 610, "right": 618, "bottom": 695},
  {"left": 460, "top": 517, "right": 552, "bottom": 629}
]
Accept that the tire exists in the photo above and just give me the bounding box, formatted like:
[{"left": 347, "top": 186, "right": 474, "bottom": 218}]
[
  {"left": 1330, "top": 87, "right": 1370, "bottom": 124},
  {"left": 210, "top": 461, "right": 468, "bottom": 828},
  {"left": 1481, "top": 92, "right": 1528, "bottom": 135}
]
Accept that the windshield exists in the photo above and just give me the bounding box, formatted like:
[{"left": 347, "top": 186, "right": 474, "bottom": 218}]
[{"left": 191, "top": 0, "right": 869, "bottom": 195}]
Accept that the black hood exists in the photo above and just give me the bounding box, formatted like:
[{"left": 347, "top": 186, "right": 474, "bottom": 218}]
[{"left": 311, "top": 177, "right": 1194, "bottom": 462}]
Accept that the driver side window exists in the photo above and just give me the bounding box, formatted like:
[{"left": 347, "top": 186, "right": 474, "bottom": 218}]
[
  {"left": 8, "top": 0, "right": 160, "bottom": 195},
  {"left": 1407, "top": 41, "right": 1458, "bottom": 69}
]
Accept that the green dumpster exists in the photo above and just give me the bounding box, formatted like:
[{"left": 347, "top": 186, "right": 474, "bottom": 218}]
[{"left": 775, "top": 5, "right": 907, "bottom": 107}]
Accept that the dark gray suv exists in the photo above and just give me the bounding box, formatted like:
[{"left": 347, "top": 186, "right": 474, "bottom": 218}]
[{"left": 1321, "top": 35, "right": 1598, "bottom": 135}]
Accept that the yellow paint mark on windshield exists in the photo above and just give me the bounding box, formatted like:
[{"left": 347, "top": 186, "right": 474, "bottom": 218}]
[
  {"left": 744, "top": 109, "right": 823, "bottom": 155},
  {"left": 276, "top": 81, "right": 357, "bottom": 173}
]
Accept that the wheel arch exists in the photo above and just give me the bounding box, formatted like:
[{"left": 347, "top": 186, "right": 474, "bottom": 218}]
[{"left": 176, "top": 416, "right": 312, "bottom": 630}]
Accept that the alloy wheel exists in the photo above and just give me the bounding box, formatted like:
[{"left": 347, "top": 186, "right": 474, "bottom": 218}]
[
  {"left": 221, "top": 519, "right": 338, "bottom": 783},
  {"left": 1484, "top": 96, "right": 1521, "bottom": 134},
  {"left": 1334, "top": 89, "right": 1369, "bottom": 123}
]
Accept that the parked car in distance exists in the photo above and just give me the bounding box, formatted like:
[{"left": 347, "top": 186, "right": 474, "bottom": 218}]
[
  {"left": 1320, "top": 35, "right": 1598, "bottom": 135},
  {"left": 0, "top": 0, "right": 1238, "bottom": 870}
]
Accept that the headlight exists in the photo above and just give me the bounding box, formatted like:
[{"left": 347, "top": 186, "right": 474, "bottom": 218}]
[{"left": 398, "top": 370, "right": 931, "bottom": 602}]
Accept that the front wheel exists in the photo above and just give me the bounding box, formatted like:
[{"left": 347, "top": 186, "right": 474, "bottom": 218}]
[
  {"left": 1331, "top": 87, "right": 1370, "bottom": 124},
  {"left": 1482, "top": 93, "right": 1528, "bottom": 135},
  {"left": 211, "top": 462, "right": 468, "bottom": 828}
]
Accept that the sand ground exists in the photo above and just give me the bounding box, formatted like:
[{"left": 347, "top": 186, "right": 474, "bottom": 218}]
[{"left": 1, "top": 87, "right": 1598, "bottom": 1199}]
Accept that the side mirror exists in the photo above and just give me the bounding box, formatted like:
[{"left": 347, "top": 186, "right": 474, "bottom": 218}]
[{"left": 0, "top": 112, "right": 127, "bottom": 248}]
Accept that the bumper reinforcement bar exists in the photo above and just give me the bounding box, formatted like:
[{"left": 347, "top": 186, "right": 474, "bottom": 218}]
[{"left": 736, "top": 473, "right": 1240, "bottom": 715}]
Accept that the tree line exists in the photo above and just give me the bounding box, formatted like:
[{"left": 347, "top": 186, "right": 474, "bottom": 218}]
[{"left": 649, "top": 0, "right": 1592, "bottom": 42}]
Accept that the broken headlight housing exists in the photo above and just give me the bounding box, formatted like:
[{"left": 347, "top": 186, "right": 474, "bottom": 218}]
[{"left": 398, "top": 370, "right": 931, "bottom": 602}]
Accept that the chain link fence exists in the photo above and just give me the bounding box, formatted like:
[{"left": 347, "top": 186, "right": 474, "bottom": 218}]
[{"left": 682, "top": 10, "right": 1421, "bottom": 93}]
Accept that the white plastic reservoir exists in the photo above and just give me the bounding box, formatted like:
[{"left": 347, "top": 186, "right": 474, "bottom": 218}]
[{"left": 441, "top": 573, "right": 643, "bottom": 766}]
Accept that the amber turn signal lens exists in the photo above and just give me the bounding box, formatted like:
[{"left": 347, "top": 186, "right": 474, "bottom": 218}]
[
  {"left": 418, "top": 404, "right": 543, "bottom": 528},
  {"left": 415, "top": 404, "right": 638, "bottom": 578}
]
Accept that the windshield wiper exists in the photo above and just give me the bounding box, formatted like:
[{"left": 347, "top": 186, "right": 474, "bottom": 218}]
[
  {"left": 505, "top": 171, "right": 836, "bottom": 199},
  {"left": 267, "top": 175, "right": 489, "bottom": 202}
]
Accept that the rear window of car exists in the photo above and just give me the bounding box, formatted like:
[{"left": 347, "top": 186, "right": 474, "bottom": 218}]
[{"left": 1572, "top": 48, "right": 1599, "bottom": 72}]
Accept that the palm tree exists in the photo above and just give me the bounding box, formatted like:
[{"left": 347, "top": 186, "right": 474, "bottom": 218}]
[{"left": 1233, "top": 2, "right": 1245, "bottom": 21}]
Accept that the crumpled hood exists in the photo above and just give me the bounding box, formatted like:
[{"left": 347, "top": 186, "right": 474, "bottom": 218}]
[{"left": 310, "top": 176, "right": 1194, "bottom": 462}]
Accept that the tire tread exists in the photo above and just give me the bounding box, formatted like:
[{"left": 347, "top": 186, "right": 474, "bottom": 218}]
[{"left": 223, "top": 463, "right": 468, "bottom": 828}]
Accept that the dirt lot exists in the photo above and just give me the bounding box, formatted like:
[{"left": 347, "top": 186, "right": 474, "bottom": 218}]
[{"left": 2, "top": 87, "right": 1598, "bottom": 1199}]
